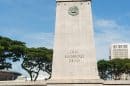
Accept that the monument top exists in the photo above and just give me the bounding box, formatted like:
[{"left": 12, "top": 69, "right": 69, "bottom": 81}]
[{"left": 56, "top": 0, "right": 91, "bottom": 2}]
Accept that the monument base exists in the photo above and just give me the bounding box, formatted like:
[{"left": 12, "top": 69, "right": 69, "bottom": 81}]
[{"left": 47, "top": 79, "right": 103, "bottom": 86}]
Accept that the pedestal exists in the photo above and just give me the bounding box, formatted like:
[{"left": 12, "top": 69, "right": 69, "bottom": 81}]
[{"left": 47, "top": 79, "right": 103, "bottom": 86}]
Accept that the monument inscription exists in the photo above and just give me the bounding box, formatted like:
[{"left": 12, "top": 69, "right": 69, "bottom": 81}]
[{"left": 65, "top": 49, "right": 84, "bottom": 63}]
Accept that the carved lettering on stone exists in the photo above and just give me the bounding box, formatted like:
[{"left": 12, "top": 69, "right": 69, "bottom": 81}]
[{"left": 65, "top": 49, "right": 84, "bottom": 63}]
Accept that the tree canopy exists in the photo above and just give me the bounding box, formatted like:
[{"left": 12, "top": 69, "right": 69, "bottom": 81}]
[
  {"left": 98, "top": 58, "right": 130, "bottom": 80},
  {"left": 22, "top": 47, "right": 52, "bottom": 81},
  {"left": 0, "top": 36, "right": 53, "bottom": 81},
  {"left": 0, "top": 36, "right": 26, "bottom": 70}
]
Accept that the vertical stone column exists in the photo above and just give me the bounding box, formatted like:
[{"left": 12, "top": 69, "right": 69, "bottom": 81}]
[{"left": 51, "top": 0, "right": 99, "bottom": 80}]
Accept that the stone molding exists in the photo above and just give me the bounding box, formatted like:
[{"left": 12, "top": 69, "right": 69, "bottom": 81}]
[
  {"left": 0, "top": 80, "right": 130, "bottom": 86},
  {"left": 0, "top": 80, "right": 46, "bottom": 86},
  {"left": 56, "top": 0, "right": 91, "bottom": 2}
]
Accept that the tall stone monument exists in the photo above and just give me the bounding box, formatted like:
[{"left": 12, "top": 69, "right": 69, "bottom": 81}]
[{"left": 48, "top": 0, "right": 102, "bottom": 86}]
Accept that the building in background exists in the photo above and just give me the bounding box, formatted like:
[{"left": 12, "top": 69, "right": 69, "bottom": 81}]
[
  {"left": 0, "top": 70, "right": 21, "bottom": 81},
  {"left": 110, "top": 43, "right": 130, "bottom": 60}
]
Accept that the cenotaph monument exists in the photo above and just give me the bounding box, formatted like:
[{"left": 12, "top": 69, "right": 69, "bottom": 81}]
[{"left": 47, "top": 0, "right": 103, "bottom": 86}]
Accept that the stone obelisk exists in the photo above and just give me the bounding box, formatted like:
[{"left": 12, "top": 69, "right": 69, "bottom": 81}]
[{"left": 48, "top": 0, "right": 102, "bottom": 85}]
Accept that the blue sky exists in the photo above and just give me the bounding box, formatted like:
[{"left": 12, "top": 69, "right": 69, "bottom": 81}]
[{"left": 0, "top": 0, "right": 130, "bottom": 60}]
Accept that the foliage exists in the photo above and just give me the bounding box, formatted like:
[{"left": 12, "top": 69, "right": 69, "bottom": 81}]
[
  {"left": 22, "top": 47, "right": 52, "bottom": 81},
  {"left": 0, "top": 36, "right": 26, "bottom": 70},
  {"left": 98, "top": 60, "right": 111, "bottom": 80},
  {"left": 109, "top": 59, "right": 124, "bottom": 80},
  {"left": 0, "top": 36, "right": 53, "bottom": 81},
  {"left": 98, "top": 58, "right": 130, "bottom": 80}
]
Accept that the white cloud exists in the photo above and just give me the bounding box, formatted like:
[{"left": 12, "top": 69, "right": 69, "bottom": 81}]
[
  {"left": 0, "top": 27, "right": 26, "bottom": 39},
  {"left": 94, "top": 19, "right": 130, "bottom": 60},
  {"left": 0, "top": 27, "right": 54, "bottom": 48},
  {"left": 95, "top": 19, "right": 119, "bottom": 29},
  {"left": 21, "top": 32, "right": 54, "bottom": 48}
]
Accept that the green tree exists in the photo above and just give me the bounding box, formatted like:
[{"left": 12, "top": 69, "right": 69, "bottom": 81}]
[
  {"left": 98, "top": 58, "right": 130, "bottom": 80},
  {"left": 109, "top": 59, "right": 124, "bottom": 80},
  {"left": 122, "top": 59, "right": 130, "bottom": 80},
  {"left": 98, "top": 60, "right": 111, "bottom": 80},
  {"left": 0, "top": 36, "right": 53, "bottom": 81},
  {"left": 0, "top": 36, "right": 26, "bottom": 70},
  {"left": 22, "top": 47, "right": 52, "bottom": 81}
]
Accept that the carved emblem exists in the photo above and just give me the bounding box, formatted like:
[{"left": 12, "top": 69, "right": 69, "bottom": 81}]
[{"left": 68, "top": 6, "right": 79, "bottom": 16}]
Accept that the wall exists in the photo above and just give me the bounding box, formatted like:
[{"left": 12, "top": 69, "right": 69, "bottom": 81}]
[
  {"left": 0, "top": 80, "right": 130, "bottom": 86},
  {"left": 103, "top": 80, "right": 130, "bottom": 86},
  {"left": 0, "top": 81, "right": 47, "bottom": 86}
]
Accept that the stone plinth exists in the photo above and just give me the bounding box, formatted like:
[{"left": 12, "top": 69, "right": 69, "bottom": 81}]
[
  {"left": 0, "top": 80, "right": 130, "bottom": 86},
  {"left": 103, "top": 80, "right": 130, "bottom": 86},
  {"left": 47, "top": 79, "right": 103, "bottom": 86},
  {"left": 0, "top": 81, "right": 46, "bottom": 86},
  {"left": 56, "top": 0, "right": 91, "bottom": 2}
]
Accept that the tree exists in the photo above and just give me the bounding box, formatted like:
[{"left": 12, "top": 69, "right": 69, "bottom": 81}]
[
  {"left": 0, "top": 36, "right": 26, "bottom": 70},
  {"left": 22, "top": 47, "right": 52, "bottom": 81},
  {"left": 122, "top": 59, "right": 130, "bottom": 80},
  {"left": 0, "top": 36, "right": 53, "bottom": 81},
  {"left": 98, "top": 58, "right": 130, "bottom": 80},
  {"left": 98, "top": 60, "right": 111, "bottom": 80},
  {"left": 109, "top": 59, "right": 124, "bottom": 80}
]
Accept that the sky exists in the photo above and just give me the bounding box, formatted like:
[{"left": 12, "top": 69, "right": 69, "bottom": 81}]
[{"left": 0, "top": 0, "right": 130, "bottom": 60}]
